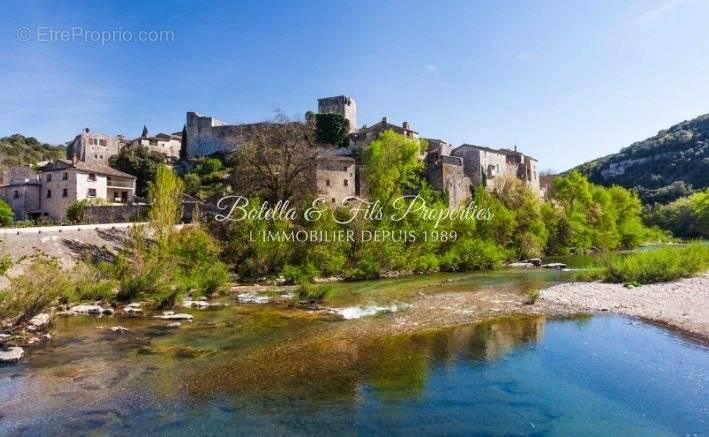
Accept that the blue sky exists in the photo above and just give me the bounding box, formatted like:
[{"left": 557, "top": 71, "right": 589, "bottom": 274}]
[{"left": 2, "top": 0, "right": 708, "bottom": 171}]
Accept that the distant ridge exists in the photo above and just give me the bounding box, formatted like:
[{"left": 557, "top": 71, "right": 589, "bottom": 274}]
[{"left": 573, "top": 113, "right": 709, "bottom": 203}]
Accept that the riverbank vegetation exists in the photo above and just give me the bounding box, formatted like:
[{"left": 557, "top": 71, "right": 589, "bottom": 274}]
[
  {"left": 575, "top": 243, "right": 709, "bottom": 284},
  {"left": 216, "top": 129, "right": 661, "bottom": 281},
  {"left": 0, "top": 166, "right": 229, "bottom": 324},
  {"left": 643, "top": 189, "right": 709, "bottom": 239}
]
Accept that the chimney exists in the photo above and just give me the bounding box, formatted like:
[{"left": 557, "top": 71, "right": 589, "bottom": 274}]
[
  {"left": 83, "top": 128, "right": 90, "bottom": 133},
  {"left": 382, "top": 116, "right": 388, "bottom": 124},
  {"left": 514, "top": 145, "right": 517, "bottom": 152},
  {"left": 402, "top": 121, "right": 409, "bottom": 130},
  {"left": 72, "top": 154, "right": 78, "bottom": 165}
]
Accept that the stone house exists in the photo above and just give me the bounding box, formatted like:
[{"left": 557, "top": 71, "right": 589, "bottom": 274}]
[
  {"left": 128, "top": 132, "right": 182, "bottom": 160},
  {"left": 348, "top": 116, "right": 419, "bottom": 151},
  {"left": 310, "top": 155, "right": 363, "bottom": 207},
  {"left": 423, "top": 140, "right": 471, "bottom": 209},
  {"left": 451, "top": 144, "right": 540, "bottom": 194},
  {"left": 317, "top": 96, "right": 358, "bottom": 133},
  {"left": 66, "top": 129, "right": 123, "bottom": 165},
  {"left": 0, "top": 159, "right": 136, "bottom": 222}
]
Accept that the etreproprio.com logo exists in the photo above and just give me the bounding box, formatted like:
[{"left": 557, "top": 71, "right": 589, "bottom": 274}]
[{"left": 16, "top": 26, "right": 174, "bottom": 44}]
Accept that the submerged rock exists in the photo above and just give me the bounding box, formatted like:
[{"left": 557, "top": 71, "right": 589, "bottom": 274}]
[
  {"left": 330, "top": 305, "right": 403, "bottom": 320},
  {"left": 236, "top": 293, "right": 271, "bottom": 304},
  {"left": 0, "top": 347, "right": 24, "bottom": 363},
  {"left": 154, "top": 312, "right": 193, "bottom": 321},
  {"left": 110, "top": 326, "right": 130, "bottom": 334},
  {"left": 166, "top": 322, "right": 182, "bottom": 328}
]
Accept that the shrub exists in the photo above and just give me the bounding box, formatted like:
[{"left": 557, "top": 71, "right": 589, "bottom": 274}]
[
  {"left": 604, "top": 243, "right": 709, "bottom": 284},
  {"left": 0, "top": 257, "right": 70, "bottom": 325},
  {"left": 66, "top": 200, "right": 88, "bottom": 224},
  {"left": 296, "top": 281, "right": 333, "bottom": 303},
  {"left": 0, "top": 254, "right": 11, "bottom": 276},
  {"left": 574, "top": 243, "right": 709, "bottom": 284},
  {"left": 0, "top": 199, "right": 13, "bottom": 226}
]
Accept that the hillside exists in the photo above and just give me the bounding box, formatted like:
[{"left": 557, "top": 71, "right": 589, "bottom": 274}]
[
  {"left": 574, "top": 114, "right": 709, "bottom": 203},
  {"left": 0, "top": 134, "right": 66, "bottom": 169}
]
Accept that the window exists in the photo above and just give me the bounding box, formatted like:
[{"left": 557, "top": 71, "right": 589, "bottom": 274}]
[
  {"left": 13, "top": 190, "right": 19, "bottom": 199},
  {"left": 88, "top": 173, "right": 97, "bottom": 182},
  {"left": 331, "top": 198, "right": 336, "bottom": 203},
  {"left": 99, "top": 155, "right": 104, "bottom": 160},
  {"left": 62, "top": 188, "right": 68, "bottom": 198},
  {"left": 46, "top": 174, "right": 52, "bottom": 182},
  {"left": 343, "top": 167, "right": 348, "bottom": 171},
  {"left": 87, "top": 188, "right": 96, "bottom": 198},
  {"left": 99, "top": 139, "right": 107, "bottom": 146},
  {"left": 46, "top": 189, "right": 52, "bottom": 199},
  {"left": 325, "top": 179, "right": 331, "bottom": 187},
  {"left": 343, "top": 179, "right": 349, "bottom": 186},
  {"left": 62, "top": 172, "right": 68, "bottom": 181}
]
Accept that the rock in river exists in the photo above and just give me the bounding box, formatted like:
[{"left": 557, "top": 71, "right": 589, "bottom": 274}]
[
  {"left": 27, "top": 313, "right": 51, "bottom": 331},
  {"left": 154, "top": 312, "right": 193, "bottom": 321},
  {"left": 69, "top": 305, "right": 114, "bottom": 315},
  {"left": 0, "top": 347, "right": 24, "bottom": 364},
  {"left": 542, "top": 263, "right": 567, "bottom": 269}
]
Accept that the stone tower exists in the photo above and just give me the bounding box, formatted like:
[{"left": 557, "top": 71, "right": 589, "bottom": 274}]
[{"left": 317, "top": 96, "right": 357, "bottom": 133}]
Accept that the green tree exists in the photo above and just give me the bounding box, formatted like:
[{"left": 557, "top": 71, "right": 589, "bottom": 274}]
[
  {"left": 314, "top": 113, "right": 350, "bottom": 146},
  {"left": 363, "top": 130, "right": 425, "bottom": 203},
  {"left": 109, "top": 145, "right": 165, "bottom": 196},
  {"left": 148, "top": 165, "right": 184, "bottom": 248}
]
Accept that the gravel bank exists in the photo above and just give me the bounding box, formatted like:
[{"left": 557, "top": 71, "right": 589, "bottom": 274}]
[{"left": 540, "top": 273, "right": 709, "bottom": 341}]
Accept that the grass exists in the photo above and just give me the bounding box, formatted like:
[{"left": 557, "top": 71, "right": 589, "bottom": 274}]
[{"left": 575, "top": 242, "right": 709, "bottom": 285}]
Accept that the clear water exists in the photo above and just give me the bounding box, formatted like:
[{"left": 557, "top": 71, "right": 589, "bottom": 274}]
[{"left": 1, "top": 307, "right": 707, "bottom": 435}]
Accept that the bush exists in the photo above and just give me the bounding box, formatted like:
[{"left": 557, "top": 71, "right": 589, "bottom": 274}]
[
  {"left": 66, "top": 200, "right": 88, "bottom": 224},
  {"left": 296, "top": 281, "right": 333, "bottom": 303},
  {"left": 0, "top": 199, "right": 13, "bottom": 226},
  {"left": 0, "top": 257, "right": 70, "bottom": 325},
  {"left": 575, "top": 243, "right": 709, "bottom": 284},
  {"left": 604, "top": 243, "right": 709, "bottom": 284}
]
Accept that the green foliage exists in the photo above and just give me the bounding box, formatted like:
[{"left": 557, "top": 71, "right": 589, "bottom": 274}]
[
  {"left": 363, "top": 129, "right": 425, "bottom": 202},
  {"left": 109, "top": 145, "right": 166, "bottom": 197},
  {"left": 148, "top": 165, "right": 185, "bottom": 247},
  {"left": 183, "top": 157, "right": 230, "bottom": 198},
  {"left": 574, "top": 113, "right": 709, "bottom": 203},
  {"left": 0, "top": 199, "right": 13, "bottom": 226},
  {"left": 0, "top": 257, "right": 69, "bottom": 325},
  {"left": 644, "top": 189, "right": 709, "bottom": 239},
  {"left": 0, "top": 134, "right": 65, "bottom": 169},
  {"left": 314, "top": 113, "right": 350, "bottom": 146},
  {"left": 0, "top": 254, "right": 12, "bottom": 276},
  {"left": 296, "top": 281, "right": 334, "bottom": 303},
  {"left": 580, "top": 243, "right": 709, "bottom": 284},
  {"left": 545, "top": 171, "right": 651, "bottom": 254},
  {"left": 65, "top": 199, "right": 88, "bottom": 224}
]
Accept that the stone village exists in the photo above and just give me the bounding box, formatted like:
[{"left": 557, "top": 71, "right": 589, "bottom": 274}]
[{"left": 0, "top": 96, "right": 541, "bottom": 223}]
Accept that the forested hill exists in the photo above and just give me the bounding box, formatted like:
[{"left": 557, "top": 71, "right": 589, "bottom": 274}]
[
  {"left": 0, "top": 134, "right": 66, "bottom": 169},
  {"left": 573, "top": 113, "right": 709, "bottom": 204}
]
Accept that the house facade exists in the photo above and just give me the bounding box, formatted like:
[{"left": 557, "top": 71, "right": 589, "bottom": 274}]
[
  {"left": 128, "top": 132, "right": 182, "bottom": 160},
  {"left": 0, "top": 159, "right": 136, "bottom": 222},
  {"left": 452, "top": 144, "right": 540, "bottom": 194},
  {"left": 66, "top": 129, "right": 123, "bottom": 165}
]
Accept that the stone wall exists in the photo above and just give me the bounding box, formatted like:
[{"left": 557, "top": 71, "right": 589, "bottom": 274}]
[
  {"left": 186, "top": 112, "right": 274, "bottom": 157},
  {"left": 82, "top": 204, "right": 147, "bottom": 224},
  {"left": 314, "top": 156, "right": 357, "bottom": 206}
]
